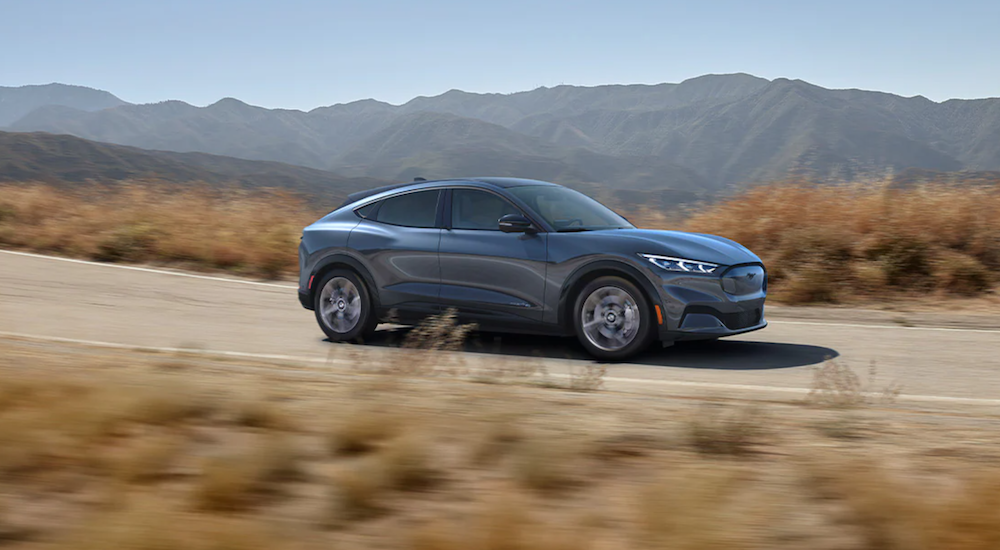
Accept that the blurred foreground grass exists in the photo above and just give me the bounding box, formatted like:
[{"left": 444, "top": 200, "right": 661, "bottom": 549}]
[
  {"left": 1, "top": 338, "right": 1000, "bottom": 549},
  {"left": 0, "top": 181, "right": 997, "bottom": 302}
]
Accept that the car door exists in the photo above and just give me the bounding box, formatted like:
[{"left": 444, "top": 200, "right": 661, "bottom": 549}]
[
  {"left": 438, "top": 188, "right": 548, "bottom": 325},
  {"left": 347, "top": 189, "right": 443, "bottom": 319}
]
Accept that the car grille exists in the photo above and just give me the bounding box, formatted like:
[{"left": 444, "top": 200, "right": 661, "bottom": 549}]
[
  {"left": 684, "top": 306, "right": 762, "bottom": 330},
  {"left": 721, "top": 265, "right": 766, "bottom": 295}
]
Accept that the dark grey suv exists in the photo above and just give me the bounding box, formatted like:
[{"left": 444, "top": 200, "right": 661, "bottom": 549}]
[{"left": 298, "top": 177, "right": 767, "bottom": 360}]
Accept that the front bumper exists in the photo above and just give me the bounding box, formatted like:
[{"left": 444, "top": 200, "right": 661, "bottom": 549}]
[{"left": 654, "top": 263, "right": 767, "bottom": 342}]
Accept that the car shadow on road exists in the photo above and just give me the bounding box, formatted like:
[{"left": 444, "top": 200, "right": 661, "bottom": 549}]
[{"left": 352, "top": 327, "right": 837, "bottom": 371}]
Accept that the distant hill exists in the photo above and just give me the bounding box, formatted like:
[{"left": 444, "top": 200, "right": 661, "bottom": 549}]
[
  {"left": 0, "top": 131, "right": 387, "bottom": 204},
  {"left": 7, "top": 75, "right": 1000, "bottom": 190},
  {"left": 0, "top": 84, "right": 128, "bottom": 127}
]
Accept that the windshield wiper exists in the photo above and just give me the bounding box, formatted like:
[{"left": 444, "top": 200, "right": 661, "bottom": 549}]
[{"left": 556, "top": 227, "right": 593, "bottom": 233}]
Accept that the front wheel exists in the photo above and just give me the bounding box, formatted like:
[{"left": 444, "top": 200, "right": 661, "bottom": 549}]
[
  {"left": 313, "top": 270, "right": 377, "bottom": 343},
  {"left": 573, "top": 276, "right": 654, "bottom": 361}
]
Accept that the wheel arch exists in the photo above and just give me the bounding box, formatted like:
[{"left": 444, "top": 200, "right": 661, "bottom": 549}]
[
  {"left": 557, "top": 260, "right": 663, "bottom": 329},
  {"left": 309, "top": 254, "right": 380, "bottom": 310}
]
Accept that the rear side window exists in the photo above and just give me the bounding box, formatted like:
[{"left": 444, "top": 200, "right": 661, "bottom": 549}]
[{"left": 375, "top": 190, "right": 441, "bottom": 228}]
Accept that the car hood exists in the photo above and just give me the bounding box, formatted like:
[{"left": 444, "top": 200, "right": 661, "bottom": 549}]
[{"left": 592, "top": 229, "right": 761, "bottom": 266}]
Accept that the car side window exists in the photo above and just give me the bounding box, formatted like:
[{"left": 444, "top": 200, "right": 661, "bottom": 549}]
[
  {"left": 451, "top": 189, "right": 521, "bottom": 230},
  {"left": 375, "top": 190, "right": 441, "bottom": 228}
]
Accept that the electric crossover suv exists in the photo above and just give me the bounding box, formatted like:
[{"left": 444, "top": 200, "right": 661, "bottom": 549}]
[{"left": 298, "top": 177, "right": 767, "bottom": 360}]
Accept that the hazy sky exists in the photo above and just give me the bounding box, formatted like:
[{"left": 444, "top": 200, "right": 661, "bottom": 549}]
[{"left": 4, "top": 0, "right": 999, "bottom": 109}]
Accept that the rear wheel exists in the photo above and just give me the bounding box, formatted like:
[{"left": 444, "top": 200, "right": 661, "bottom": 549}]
[
  {"left": 573, "top": 276, "right": 654, "bottom": 361},
  {"left": 313, "top": 270, "right": 377, "bottom": 343}
]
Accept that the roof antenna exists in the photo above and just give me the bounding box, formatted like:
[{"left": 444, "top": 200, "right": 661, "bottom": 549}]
[{"left": 413, "top": 177, "right": 427, "bottom": 182}]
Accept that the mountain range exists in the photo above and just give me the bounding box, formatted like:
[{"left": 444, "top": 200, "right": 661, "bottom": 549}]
[
  {"left": 2, "top": 75, "right": 999, "bottom": 194},
  {"left": 0, "top": 130, "right": 385, "bottom": 205}
]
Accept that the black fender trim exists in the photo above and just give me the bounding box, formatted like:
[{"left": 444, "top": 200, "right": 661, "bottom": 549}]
[
  {"left": 557, "top": 260, "right": 664, "bottom": 328},
  {"left": 308, "top": 253, "right": 380, "bottom": 310}
]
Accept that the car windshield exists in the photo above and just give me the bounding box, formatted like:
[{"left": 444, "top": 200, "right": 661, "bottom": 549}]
[{"left": 507, "top": 186, "right": 633, "bottom": 231}]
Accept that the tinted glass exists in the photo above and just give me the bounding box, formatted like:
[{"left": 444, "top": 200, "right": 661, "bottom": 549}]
[
  {"left": 507, "top": 186, "right": 633, "bottom": 231},
  {"left": 452, "top": 189, "right": 521, "bottom": 230},
  {"left": 375, "top": 190, "right": 441, "bottom": 228}
]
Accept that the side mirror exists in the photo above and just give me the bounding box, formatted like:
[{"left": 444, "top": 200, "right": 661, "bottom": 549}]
[{"left": 498, "top": 214, "right": 534, "bottom": 233}]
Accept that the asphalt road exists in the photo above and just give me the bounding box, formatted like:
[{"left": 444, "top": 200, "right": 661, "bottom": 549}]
[{"left": 2, "top": 250, "right": 999, "bottom": 408}]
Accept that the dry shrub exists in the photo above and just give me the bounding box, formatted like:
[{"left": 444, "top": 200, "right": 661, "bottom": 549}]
[
  {"left": 377, "top": 433, "right": 438, "bottom": 491},
  {"left": 327, "top": 458, "right": 388, "bottom": 525},
  {"left": 410, "top": 492, "right": 588, "bottom": 550},
  {"left": 0, "top": 370, "right": 207, "bottom": 478},
  {"left": 471, "top": 356, "right": 549, "bottom": 386},
  {"left": 328, "top": 405, "right": 403, "bottom": 455},
  {"left": 509, "top": 434, "right": 581, "bottom": 493},
  {"left": 812, "top": 413, "right": 867, "bottom": 440},
  {"left": 471, "top": 416, "right": 524, "bottom": 465},
  {"left": 806, "top": 459, "right": 1000, "bottom": 550},
  {"left": 637, "top": 465, "right": 755, "bottom": 549},
  {"left": 808, "top": 360, "right": 901, "bottom": 408},
  {"left": 933, "top": 250, "right": 991, "bottom": 296},
  {"left": 684, "top": 182, "right": 1000, "bottom": 302},
  {"left": 327, "top": 432, "right": 436, "bottom": 527},
  {"left": 230, "top": 396, "right": 295, "bottom": 431},
  {"left": 61, "top": 496, "right": 288, "bottom": 550},
  {"left": 0, "top": 182, "right": 315, "bottom": 278},
  {"left": 568, "top": 363, "right": 607, "bottom": 391},
  {"left": 126, "top": 377, "right": 213, "bottom": 426},
  {"left": 194, "top": 435, "right": 300, "bottom": 512},
  {"left": 777, "top": 261, "right": 838, "bottom": 303},
  {"left": 402, "top": 308, "right": 476, "bottom": 352},
  {"left": 113, "top": 433, "right": 184, "bottom": 484},
  {"left": 686, "top": 403, "right": 769, "bottom": 456}
]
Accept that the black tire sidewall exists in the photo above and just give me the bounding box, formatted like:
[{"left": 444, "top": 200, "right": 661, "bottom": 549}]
[
  {"left": 313, "top": 269, "right": 375, "bottom": 343},
  {"left": 573, "top": 276, "right": 654, "bottom": 361}
]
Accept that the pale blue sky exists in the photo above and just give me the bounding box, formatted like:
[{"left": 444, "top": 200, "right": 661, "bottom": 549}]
[{"left": 4, "top": 0, "right": 998, "bottom": 109}]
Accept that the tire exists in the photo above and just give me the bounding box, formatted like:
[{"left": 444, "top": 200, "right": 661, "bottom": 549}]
[
  {"left": 573, "top": 276, "right": 654, "bottom": 361},
  {"left": 313, "top": 269, "right": 378, "bottom": 343}
]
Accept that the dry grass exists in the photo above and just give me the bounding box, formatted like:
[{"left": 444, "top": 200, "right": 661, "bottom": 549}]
[
  {"left": 377, "top": 433, "right": 438, "bottom": 491},
  {"left": 328, "top": 405, "right": 403, "bottom": 455},
  {"left": 470, "top": 414, "right": 524, "bottom": 465},
  {"left": 685, "top": 403, "right": 770, "bottom": 456},
  {"left": 0, "top": 182, "right": 315, "bottom": 278},
  {"left": 230, "top": 395, "right": 296, "bottom": 431},
  {"left": 4, "top": 180, "right": 997, "bottom": 300},
  {"left": 808, "top": 360, "right": 902, "bottom": 408},
  {"left": 0, "top": 371, "right": 208, "bottom": 478},
  {"left": 806, "top": 458, "right": 1000, "bottom": 550},
  {"left": 327, "top": 458, "right": 388, "bottom": 525},
  {"left": 509, "top": 434, "right": 582, "bottom": 493},
  {"left": 568, "top": 363, "right": 607, "bottom": 391},
  {"left": 194, "top": 435, "right": 301, "bottom": 512},
  {"left": 3, "top": 340, "right": 1000, "bottom": 549},
  {"left": 62, "top": 496, "right": 289, "bottom": 550},
  {"left": 636, "top": 466, "right": 754, "bottom": 549},
  {"left": 676, "top": 182, "right": 1000, "bottom": 303},
  {"left": 410, "top": 492, "right": 590, "bottom": 550},
  {"left": 112, "top": 432, "right": 184, "bottom": 484}
]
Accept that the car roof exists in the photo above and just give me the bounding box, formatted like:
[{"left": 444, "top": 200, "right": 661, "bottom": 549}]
[{"left": 340, "top": 177, "right": 560, "bottom": 207}]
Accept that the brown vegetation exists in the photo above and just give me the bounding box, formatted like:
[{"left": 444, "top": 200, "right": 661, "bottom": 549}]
[
  {"left": 2, "top": 180, "right": 998, "bottom": 296},
  {"left": 677, "top": 182, "right": 1000, "bottom": 303},
  {"left": 0, "top": 183, "right": 315, "bottom": 278},
  {"left": 2, "top": 338, "right": 999, "bottom": 549}
]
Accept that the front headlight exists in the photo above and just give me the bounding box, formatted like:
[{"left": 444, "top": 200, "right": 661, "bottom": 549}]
[{"left": 640, "top": 254, "right": 720, "bottom": 274}]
